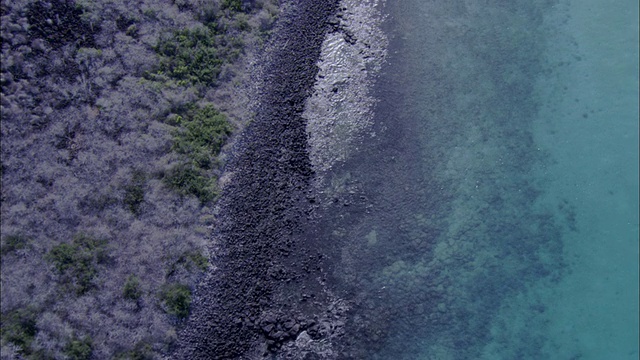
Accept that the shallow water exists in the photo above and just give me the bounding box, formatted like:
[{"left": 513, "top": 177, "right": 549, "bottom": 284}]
[{"left": 313, "top": 0, "right": 638, "bottom": 358}]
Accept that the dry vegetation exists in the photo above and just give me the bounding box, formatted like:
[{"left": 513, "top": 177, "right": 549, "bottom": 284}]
[{"left": 0, "top": 0, "right": 279, "bottom": 358}]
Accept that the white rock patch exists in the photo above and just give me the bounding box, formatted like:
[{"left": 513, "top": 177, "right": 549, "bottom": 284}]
[{"left": 304, "top": 0, "right": 387, "bottom": 173}]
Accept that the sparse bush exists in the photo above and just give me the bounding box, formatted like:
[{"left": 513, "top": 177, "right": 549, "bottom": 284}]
[
  {"left": 1, "top": 234, "right": 29, "bottom": 256},
  {"left": 123, "top": 274, "right": 142, "bottom": 301},
  {"left": 126, "top": 24, "right": 139, "bottom": 38},
  {"left": 142, "top": 8, "right": 157, "bottom": 20},
  {"left": 63, "top": 336, "right": 92, "bottom": 360},
  {"left": 186, "top": 251, "right": 209, "bottom": 271},
  {"left": 75, "top": 47, "right": 104, "bottom": 75},
  {"left": 45, "top": 234, "right": 109, "bottom": 295},
  {"left": 196, "top": 3, "right": 219, "bottom": 25},
  {"left": 159, "top": 284, "right": 192, "bottom": 320},
  {"left": 233, "top": 13, "right": 250, "bottom": 31},
  {"left": 0, "top": 307, "right": 38, "bottom": 355},
  {"left": 167, "top": 250, "right": 209, "bottom": 277}
]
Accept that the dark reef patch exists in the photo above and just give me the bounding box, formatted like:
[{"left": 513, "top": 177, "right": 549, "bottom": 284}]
[{"left": 174, "top": 1, "right": 341, "bottom": 358}]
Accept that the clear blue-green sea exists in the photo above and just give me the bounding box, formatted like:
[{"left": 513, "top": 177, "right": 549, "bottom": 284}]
[{"left": 321, "top": 0, "right": 638, "bottom": 358}]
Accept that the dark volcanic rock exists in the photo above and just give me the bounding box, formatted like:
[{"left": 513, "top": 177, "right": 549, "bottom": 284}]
[
  {"left": 26, "top": 0, "right": 100, "bottom": 49},
  {"left": 174, "top": 1, "right": 340, "bottom": 359}
]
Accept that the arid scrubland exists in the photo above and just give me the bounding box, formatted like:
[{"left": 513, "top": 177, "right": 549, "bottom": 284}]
[{"left": 1, "top": 0, "right": 279, "bottom": 358}]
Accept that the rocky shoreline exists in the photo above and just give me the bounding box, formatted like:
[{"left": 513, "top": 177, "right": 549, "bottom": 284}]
[{"left": 175, "top": 1, "right": 345, "bottom": 358}]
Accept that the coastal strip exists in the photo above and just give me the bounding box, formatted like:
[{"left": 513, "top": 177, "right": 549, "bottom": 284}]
[{"left": 174, "top": 1, "right": 340, "bottom": 358}]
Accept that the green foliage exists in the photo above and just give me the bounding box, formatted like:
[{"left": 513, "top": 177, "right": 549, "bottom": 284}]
[
  {"left": 63, "top": 336, "right": 92, "bottom": 360},
  {"left": 167, "top": 250, "right": 209, "bottom": 277},
  {"left": 221, "top": 0, "right": 243, "bottom": 12},
  {"left": 123, "top": 275, "right": 142, "bottom": 301},
  {"left": 115, "top": 342, "right": 153, "bottom": 360},
  {"left": 155, "top": 26, "right": 225, "bottom": 86},
  {"left": 45, "top": 234, "right": 109, "bottom": 295},
  {"left": 186, "top": 251, "right": 209, "bottom": 271},
  {"left": 173, "top": 105, "right": 232, "bottom": 165},
  {"left": 1, "top": 234, "right": 29, "bottom": 256},
  {"left": 163, "top": 105, "right": 231, "bottom": 203},
  {"left": 125, "top": 24, "right": 139, "bottom": 37},
  {"left": 75, "top": 47, "right": 103, "bottom": 72},
  {"left": 142, "top": 8, "right": 157, "bottom": 19},
  {"left": 124, "top": 170, "right": 146, "bottom": 215},
  {"left": 0, "top": 307, "right": 38, "bottom": 355},
  {"left": 233, "top": 13, "right": 250, "bottom": 31},
  {"left": 164, "top": 163, "right": 218, "bottom": 203},
  {"left": 159, "top": 284, "right": 192, "bottom": 320}
]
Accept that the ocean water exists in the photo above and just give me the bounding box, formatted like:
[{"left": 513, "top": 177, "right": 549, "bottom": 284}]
[{"left": 313, "top": 0, "right": 638, "bottom": 358}]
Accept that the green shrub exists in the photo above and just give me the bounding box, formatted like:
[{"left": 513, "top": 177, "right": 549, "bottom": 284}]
[
  {"left": 166, "top": 250, "right": 209, "bottom": 277},
  {"left": 45, "top": 234, "right": 109, "bottom": 295},
  {"left": 186, "top": 251, "right": 209, "bottom": 271},
  {"left": 159, "top": 284, "right": 192, "bottom": 320},
  {"left": 115, "top": 342, "right": 153, "bottom": 360},
  {"left": 125, "top": 24, "right": 139, "bottom": 37},
  {"left": 63, "top": 336, "right": 92, "bottom": 360},
  {"left": 163, "top": 105, "right": 230, "bottom": 203},
  {"left": 232, "top": 13, "right": 250, "bottom": 31},
  {"left": 164, "top": 163, "right": 218, "bottom": 203},
  {"left": 173, "top": 105, "right": 232, "bottom": 165},
  {"left": 123, "top": 170, "right": 146, "bottom": 215},
  {"left": 1, "top": 234, "right": 29, "bottom": 256},
  {"left": 155, "top": 27, "right": 223, "bottom": 86},
  {"left": 123, "top": 275, "right": 142, "bottom": 301},
  {"left": 0, "top": 307, "right": 38, "bottom": 355},
  {"left": 153, "top": 22, "right": 245, "bottom": 87},
  {"left": 142, "top": 8, "right": 157, "bottom": 19},
  {"left": 221, "top": 0, "right": 243, "bottom": 12},
  {"left": 196, "top": 3, "right": 219, "bottom": 25}
]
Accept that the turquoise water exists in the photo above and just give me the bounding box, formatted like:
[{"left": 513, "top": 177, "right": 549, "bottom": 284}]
[{"left": 318, "top": 0, "right": 638, "bottom": 358}]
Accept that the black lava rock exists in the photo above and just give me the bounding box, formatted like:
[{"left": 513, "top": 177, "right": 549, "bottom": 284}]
[{"left": 173, "top": 1, "right": 341, "bottom": 359}]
